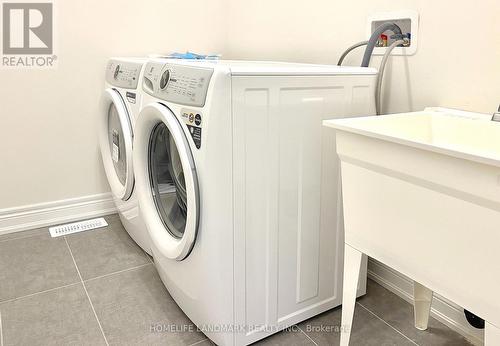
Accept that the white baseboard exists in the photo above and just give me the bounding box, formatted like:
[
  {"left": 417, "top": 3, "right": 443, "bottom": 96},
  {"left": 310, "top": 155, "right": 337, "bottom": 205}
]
[
  {"left": 367, "top": 258, "right": 484, "bottom": 345},
  {"left": 0, "top": 193, "right": 117, "bottom": 235}
]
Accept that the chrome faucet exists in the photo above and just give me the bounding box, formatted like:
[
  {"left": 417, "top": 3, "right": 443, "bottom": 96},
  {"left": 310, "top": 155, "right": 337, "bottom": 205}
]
[{"left": 492, "top": 104, "right": 500, "bottom": 122}]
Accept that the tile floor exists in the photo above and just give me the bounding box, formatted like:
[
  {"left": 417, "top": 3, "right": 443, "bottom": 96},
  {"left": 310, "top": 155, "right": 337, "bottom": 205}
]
[{"left": 0, "top": 214, "right": 474, "bottom": 346}]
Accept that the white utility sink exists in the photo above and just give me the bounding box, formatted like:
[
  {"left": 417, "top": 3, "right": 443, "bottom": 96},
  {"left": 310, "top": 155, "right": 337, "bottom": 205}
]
[
  {"left": 330, "top": 108, "right": 500, "bottom": 167},
  {"left": 323, "top": 107, "right": 500, "bottom": 345}
]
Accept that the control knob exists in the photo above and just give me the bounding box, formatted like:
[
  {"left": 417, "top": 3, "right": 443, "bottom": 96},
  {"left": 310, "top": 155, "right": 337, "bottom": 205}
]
[
  {"left": 160, "top": 70, "right": 170, "bottom": 90},
  {"left": 113, "top": 64, "right": 121, "bottom": 80}
]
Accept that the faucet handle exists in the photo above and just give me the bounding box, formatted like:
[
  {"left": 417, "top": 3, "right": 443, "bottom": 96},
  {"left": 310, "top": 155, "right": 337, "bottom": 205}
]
[{"left": 492, "top": 104, "right": 500, "bottom": 122}]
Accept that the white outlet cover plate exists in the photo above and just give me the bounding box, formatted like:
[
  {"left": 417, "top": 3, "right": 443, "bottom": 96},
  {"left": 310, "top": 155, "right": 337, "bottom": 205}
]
[{"left": 367, "top": 10, "right": 419, "bottom": 56}]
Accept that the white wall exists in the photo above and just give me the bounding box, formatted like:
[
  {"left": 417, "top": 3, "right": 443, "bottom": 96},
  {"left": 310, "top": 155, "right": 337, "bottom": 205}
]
[
  {"left": 0, "top": 0, "right": 227, "bottom": 209},
  {"left": 1, "top": 0, "right": 499, "bottom": 212},
  {"left": 225, "top": 0, "right": 500, "bottom": 114}
]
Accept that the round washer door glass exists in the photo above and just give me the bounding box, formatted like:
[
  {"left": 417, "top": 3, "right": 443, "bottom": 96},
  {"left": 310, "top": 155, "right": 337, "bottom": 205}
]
[
  {"left": 108, "top": 103, "right": 128, "bottom": 185},
  {"left": 99, "top": 88, "right": 134, "bottom": 202},
  {"left": 149, "top": 123, "right": 189, "bottom": 238}
]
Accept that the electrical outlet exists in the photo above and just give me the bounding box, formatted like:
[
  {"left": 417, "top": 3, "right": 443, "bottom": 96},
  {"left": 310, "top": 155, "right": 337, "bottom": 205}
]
[{"left": 367, "top": 10, "right": 419, "bottom": 56}]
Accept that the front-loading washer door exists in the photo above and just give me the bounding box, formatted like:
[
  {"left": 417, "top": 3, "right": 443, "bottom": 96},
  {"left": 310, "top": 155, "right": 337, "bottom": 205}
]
[
  {"left": 134, "top": 103, "right": 199, "bottom": 261},
  {"left": 99, "top": 88, "right": 134, "bottom": 201}
]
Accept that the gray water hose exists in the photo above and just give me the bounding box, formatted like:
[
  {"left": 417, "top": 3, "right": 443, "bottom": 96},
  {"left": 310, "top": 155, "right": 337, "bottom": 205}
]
[
  {"left": 361, "top": 22, "right": 402, "bottom": 67},
  {"left": 376, "top": 39, "right": 406, "bottom": 115},
  {"left": 337, "top": 41, "right": 368, "bottom": 66}
]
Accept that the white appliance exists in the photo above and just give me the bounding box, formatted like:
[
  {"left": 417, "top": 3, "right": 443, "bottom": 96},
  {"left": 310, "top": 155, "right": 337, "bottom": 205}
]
[
  {"left": 133, "top": 59, "right": 377, "bottom": 345},
  {"left": 99, "top": 58, "right": 151, "bottom": 255}
]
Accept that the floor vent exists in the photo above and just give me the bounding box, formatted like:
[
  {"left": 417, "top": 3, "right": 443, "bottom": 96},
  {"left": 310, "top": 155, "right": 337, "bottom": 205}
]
[{"left": 49, "top": 217, "right": 108, "bottom": 237}]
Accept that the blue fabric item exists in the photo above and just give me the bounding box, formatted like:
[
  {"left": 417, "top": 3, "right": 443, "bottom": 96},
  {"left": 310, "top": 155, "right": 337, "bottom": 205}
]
[{"left": 166, "top": 51, "right": 220, "bottom": 60}]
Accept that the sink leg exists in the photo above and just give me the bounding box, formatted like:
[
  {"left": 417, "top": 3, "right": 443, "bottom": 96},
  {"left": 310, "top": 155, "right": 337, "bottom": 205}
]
[
  {"left": 413, "top": 281, "right": 433, "bottom": 330},
  {"left": 485, "top": 322, "right": 500, "bottom": 345},
  {"left": 340, "top": 244, "right": 364, "bottom": 346}
]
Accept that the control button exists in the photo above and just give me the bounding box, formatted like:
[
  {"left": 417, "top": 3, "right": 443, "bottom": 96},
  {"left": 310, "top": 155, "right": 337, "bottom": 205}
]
[
  {"left": 195, "top": 114, "right": 202, "bottom": 126},
  {"left": 159, "top": 70, "right": 170, "bottom": 90},
  {"left": 189, "top": 113, "right": 194, "bottom": 123}
]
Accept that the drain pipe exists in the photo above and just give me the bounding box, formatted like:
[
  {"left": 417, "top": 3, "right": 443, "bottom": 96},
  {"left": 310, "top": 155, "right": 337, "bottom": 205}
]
[
  {"left": 361, "top": 22, "right": 402, "bottom": 67},
  {"left": 375, "top": 37, "right": 407, "bottom": 114},
  {"left": 464, "top": 310, "right": 485, "bottom": 329},
  {"left": 337, "top": 41, "right": 368, "bottom": 66}
]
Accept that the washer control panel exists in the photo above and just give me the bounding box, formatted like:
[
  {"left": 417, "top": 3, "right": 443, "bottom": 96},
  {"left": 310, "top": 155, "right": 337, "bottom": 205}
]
[
  {"left": 105, "top": 59, "right": 142, "bottom": 89},
  {"left": 142, "top": 62, "right": 213, "bottom": 107}
]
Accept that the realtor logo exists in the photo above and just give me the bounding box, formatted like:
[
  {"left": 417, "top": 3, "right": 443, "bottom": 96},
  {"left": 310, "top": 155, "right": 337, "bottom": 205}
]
[{"left": 1, "top": 1, "right": 56, "bottom": 68}]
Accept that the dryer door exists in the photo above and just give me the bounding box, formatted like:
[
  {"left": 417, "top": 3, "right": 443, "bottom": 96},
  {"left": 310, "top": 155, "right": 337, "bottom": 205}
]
[
  {"left": 134, "top": 103, "right": 199, "bottom": 261},
  {"left": 99, "top": 88, "right": 134, "bottom": 201}
]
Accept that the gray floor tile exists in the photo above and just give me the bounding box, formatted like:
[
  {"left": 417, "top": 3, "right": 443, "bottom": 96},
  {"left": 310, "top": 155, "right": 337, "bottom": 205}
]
[
  {"left": 85, "top": 264, "right": 206, "bottom": 346},
  {"left": 0, "top": 234, "right": 80, "bottom": 302},
  {"left": 0, "top": 283, "right": 106, "bottom": 346},
  {"left": 358, "top": 279, "right": 473, "bottom": 346},
  {"left": 0, "top": 217, "right": 477, "bottom": 346},
  {"left": 299, "top": 303, "right": 415, "bottom": 346},
  {"left": 0, "top": 227, "right": 48, "bottom": 243},
  {"left": 253, "top": 326, "right": 315, "bottom": 345},
  {"left": 65, "top": 214, "right": 149, "bottom": 280},
  {"left": 189, "top": 339, "right": 215, "bottom": 346}
]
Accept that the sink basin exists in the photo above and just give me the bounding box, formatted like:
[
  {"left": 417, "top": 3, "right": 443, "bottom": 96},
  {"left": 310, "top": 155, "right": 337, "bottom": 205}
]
[
  {"left": 326, "top": 107, "right": 500, "bottom": 167},
  {"left": 323, "top": 107, "right": 500, "bottom": 345}
]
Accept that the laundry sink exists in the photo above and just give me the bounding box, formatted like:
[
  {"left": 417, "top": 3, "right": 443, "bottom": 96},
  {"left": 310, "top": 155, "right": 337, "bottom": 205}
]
[
  {"left": 329, "top": 107, "right": 500, "bottom": 167},
  {"left": 323, "top": 107, "right": 500, "bottom": 345}
]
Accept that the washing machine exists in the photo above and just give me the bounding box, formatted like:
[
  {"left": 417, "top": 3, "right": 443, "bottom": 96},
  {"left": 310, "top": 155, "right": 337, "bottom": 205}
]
[
  {"left": 133, "top": 59, "right": 377, "bottom": 345},
  {"left": 99, "top": 57, "right": 151, "bottom": 255}
]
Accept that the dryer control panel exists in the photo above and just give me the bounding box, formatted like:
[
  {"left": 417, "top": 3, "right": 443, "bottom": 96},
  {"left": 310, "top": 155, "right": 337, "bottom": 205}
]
[
  {"left": 142, "top": 62, "right": 213, "bottom": 107},
  {"left": 105, "top": 59, "right": 142, "bottom": 89}
]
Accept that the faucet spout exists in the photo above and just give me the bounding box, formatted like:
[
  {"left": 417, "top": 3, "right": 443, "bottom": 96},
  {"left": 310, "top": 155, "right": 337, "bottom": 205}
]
[{"left": 492, "top": 104, "right": 500, "bottom": 121}]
